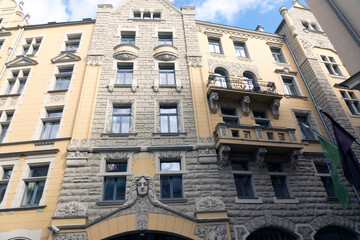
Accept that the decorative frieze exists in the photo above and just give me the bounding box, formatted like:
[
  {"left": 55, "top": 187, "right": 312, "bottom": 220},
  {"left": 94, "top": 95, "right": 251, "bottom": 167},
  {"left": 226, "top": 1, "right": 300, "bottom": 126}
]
[
  {"left": 194, "top": 224, "right": 228, "bottom": 240},
  {"left": 87, "top": 55, "right": 104, "bottom": 67},
  {"left": 54, "top": 201, "right": 87, "bottom": 217},
  {"left": 241, "top": 96, "right": 250, "bottom": 116},
  {"left": 53, "top": 232, "right": 88, "bottom": 240},
  {"left": 196, "top": 196, "right": 225, "bottom": 212},
  {"left": 188, "top": 56, "right": 203, "bottom": 68},
  {"left": 271, "top": 99, "right": 281, "bottom": 120}
]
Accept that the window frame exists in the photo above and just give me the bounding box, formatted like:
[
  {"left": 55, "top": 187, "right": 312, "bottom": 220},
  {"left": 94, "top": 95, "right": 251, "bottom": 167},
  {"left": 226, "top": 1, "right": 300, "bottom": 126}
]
[
  {"left": 271, "top": 47, "right": 287, "bottom": 63},
  {"left": 116, "top": 64, "right": 133, "bottom": 85},
  {"left": 54, "top": 65, "right": 74, "bottom": 91},
  {"left": 281, "top": 76, "right": 300, "bottom": 97},
  {"left": 159, "top": 159, "right": 183, "bottom": 200},
  {"left": 120, "top": 32, "right": 136, "bottom": 45},
  {"left": 268, "top": 163, "right": 292, "bottom": 199},
  {"left": 320, "top": 55, "right": 343, "bottom": 77},
  {"left": 158, "top": 32, "right": 173, "bottom": 46},
  {"left": 232, "top": 161, "right": 256, "bottom": 199},
  {"left": 159, "top": 64, "right": 176, "bottom": 86},
  {"left": 40, "top": 108, "right": 63, "bottom": 140},
  {"left": 160, "top": 105, "right": 178, "bottom": 133},
  {"left": 340, "top": 90, "right": 360, "bottom": 116},
  {"left": 64, "top": 33, "right": 82, "bottom": 52},
  {"left": 21, "top": 36, "right": 43, "bottom": 56},
  {"left": 253, "top": 110, "right": 271, "bottom": 128},
  {"left": 221, "top": 106, "right": 240, "bottom": 126},
  {"left": 111, "top": 106, "right": 131, "bottom": 134},
  {"left": 234, "top": 42, "right": 249, "bottom": 58},
  {"left": 0, "top": 166, "right": 13, "bottom": 203},
  {"left": 208, "top": 38, "right": 223, "bottom": 54},
  {"left": 103, "top": 161, "right": 128, "bottom": 202},
  {"left": 295, "top": 113, "right": 317, "bottom": 141},
  {"left": 21, "top": 165, "right": 49, "bottom": 207},
  {"left": 3, "top": 68, "right": 31, "bottom": 95},
  {"left": 313, "top": 162, "right": 338, "bottom": 199}
]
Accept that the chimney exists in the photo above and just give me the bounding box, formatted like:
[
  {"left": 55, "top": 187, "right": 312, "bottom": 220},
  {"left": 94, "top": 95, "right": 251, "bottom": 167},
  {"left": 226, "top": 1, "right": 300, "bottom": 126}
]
[{"left": 255, "top": 25, "right": 264, "bottom": 32}]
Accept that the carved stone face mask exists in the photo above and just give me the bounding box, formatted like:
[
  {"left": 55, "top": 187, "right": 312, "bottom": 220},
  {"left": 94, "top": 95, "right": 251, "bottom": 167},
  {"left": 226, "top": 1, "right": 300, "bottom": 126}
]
[{"left": 137, "top": 177, "right": 149, "bottom": 197}]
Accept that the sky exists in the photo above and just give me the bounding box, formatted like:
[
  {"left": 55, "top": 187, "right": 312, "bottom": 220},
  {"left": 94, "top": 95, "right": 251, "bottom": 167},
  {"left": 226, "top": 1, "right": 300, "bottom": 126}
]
[{"left": 19, "top": 0, "right": 308, "bottom": 33}]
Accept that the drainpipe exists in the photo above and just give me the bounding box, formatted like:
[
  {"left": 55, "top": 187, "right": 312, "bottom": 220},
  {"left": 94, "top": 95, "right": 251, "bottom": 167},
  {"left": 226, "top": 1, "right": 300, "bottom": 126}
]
[
  {"left": 0, "top": 27, "right": 24, "bottom": 80},
  {"left": 283, "top": 37, "right": 334, "bottom": 143}
]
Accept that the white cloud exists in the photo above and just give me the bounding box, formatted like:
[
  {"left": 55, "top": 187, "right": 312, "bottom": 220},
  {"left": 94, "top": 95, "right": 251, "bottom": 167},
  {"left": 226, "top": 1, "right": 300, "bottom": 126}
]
[
  {"left": 193, "top": 0, "right": 286, "bottom": 23},
  {"left": 21, "top": 0, "right": 69, "bottom": 24}
]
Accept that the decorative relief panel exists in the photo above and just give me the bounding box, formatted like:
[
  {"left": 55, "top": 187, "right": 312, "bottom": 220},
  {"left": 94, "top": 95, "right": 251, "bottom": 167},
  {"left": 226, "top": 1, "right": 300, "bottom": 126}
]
[
  {"left": 196, "top": 196, "right": 225, "bottom": 212},
  {"left": 208, "top": 92, "right": 219, "bottom": 114},
  {"left": 241, "top": 96, "right": 250, "bottom": 116},
  {"left": 87, "top": 55, "right": 104, "bottom": 67},
  {"left": 49, "top": 94, "right": 65, "bottom": 102},
  {"left": 188, "top": 56, "right": 203, "bottom": 68},
  {"left": 234, "top": 226, "right": 250, "bottom": 240},
  {"left": 53, "top": 232, "right": 88, "bottom": 240},
  {"left": 194, "top": 224, "right": 228, "bottom": 240},
  {"left": 54, "top": 201, "right": 87, "bottom": 217}
]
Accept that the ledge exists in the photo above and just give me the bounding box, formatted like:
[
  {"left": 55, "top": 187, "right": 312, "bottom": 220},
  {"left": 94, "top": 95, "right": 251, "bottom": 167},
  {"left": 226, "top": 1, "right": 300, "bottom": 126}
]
[
  {"left": 0, "top": 205, "right": 46, "bottom": 212},
  {"left": 0, "top": 148, "right": 59, "bottom": 158},
  {"left": 152, "top": 132, "right": 187, "bottom": 137},
  {"left": 235, "top": 197, "right": 263, "bottom": 204},
  {"left": 96, "top": 201, "right": 126, "bottom": 206},
  {"left": 148, "top": 145, "right": 193, "bottom": 151},
  {"left": 160, "top": 199, "right": 187, "bottom": 204},
  {"left": 47, "top": 89, "right": 68, "bottom": 93},
  {"left": 273, "top": 197, "right": 299, "bottom": 204},
  {"left": 114, "top": 84, "right": 132, "bottom": 88},
  {"left": 101, "top": 133, "right": 138, "bottom": 137},
  {"left": 0, "top": 137, "right": 70, "bottom": 147},
  {"left": 92, "top": 146, "right": 141, "bottom": 152},
  {"left": 284, "top": 94, "right": 308, "bottom": 100},
  {"left": 0, "top": 93, "right": 21, "bottom": 98},
  {"left": 52, "top": 215, "right": 87, "bottom": 219}
]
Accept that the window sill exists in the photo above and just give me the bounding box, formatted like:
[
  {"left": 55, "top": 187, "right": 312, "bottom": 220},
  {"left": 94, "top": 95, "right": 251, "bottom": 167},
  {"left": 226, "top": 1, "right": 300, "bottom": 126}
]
[
  {"left": 235, "top": 197, "right": 263, "bottom": 204},
  {"left": 96, "top": 201, "right": 126, "bottom": 206},
  {"left": 273, "top": 197, "right": 299, "bottom": 204},
  {"left": 349, "top": 114, "right": 360, "bottom": 118},
  {"left": 159, "top": 85, "right": 177, "bottom": 88},
  {"left": 0, "top": 205, "right": 46, "bottom": 212},
  {"left": 284, "top": 94, "right": 308, "bottom": 100},
  {"left": 156, "top": 170, "right": 189, "bottom": 175},
  {"left": 114, "top": 84, "right": 133, "bottom": 88},
  {"left": 328, "top": 74, "right": 347, "bottom": 80},
  {"left": 101, "top": 133, "right": 138, "bottom": 137},
  {"left": 160, "top": 199, "right": 187, "bottom": 204},
  {"left": 209, "top": 53, "right": 225, "bottom": 58},
  {"left": 152, "top": 132, "right": 187, "bottom": 137},
  {"left": 48, "top": 89, "right": 68, "bottom": 93},
  {"left": 301, "top": 139, "right": 320, "bottom": 145},
  {"left": 236, "top": 56, "right": 252, "bottom": 62},
  {"left": 0, "top": 93, "right": 21, "bottom": 98},
  {"left": 274, "top": 61, "right": 290, "bottom": 66}
]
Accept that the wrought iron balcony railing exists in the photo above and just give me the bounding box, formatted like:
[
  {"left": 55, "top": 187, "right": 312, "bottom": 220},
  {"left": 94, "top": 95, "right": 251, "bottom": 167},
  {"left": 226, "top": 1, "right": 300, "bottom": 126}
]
[{"left": 207, "top": 75, "right": 279, "bottom": 95}]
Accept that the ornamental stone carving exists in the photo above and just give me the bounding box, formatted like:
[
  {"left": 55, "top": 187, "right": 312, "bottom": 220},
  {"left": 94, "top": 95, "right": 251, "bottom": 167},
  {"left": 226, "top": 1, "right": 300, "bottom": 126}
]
[
  {"left": 113, "top": 50, "right": 139, "bottom": 60},
  {"left": 219, "top": 145, "right": 231, "bottom": 166},
  {"left": 300, "top": 38, "right": 314, "bottom": 57},
  {"left": 209, "top": 92, "right": 219, "bottom": 114},
  {"left": 196, "top": 196, "right": 225, "bottom": 212},
  {"left": 289, "top": 150, "right": 300, "bottom": 169},
  {"left": 66, "top": 139, "right": 91, "bottom": 167},
  {"left": 188, "top": 56, "right": 203, "bottom": 68},
  {"left": 54, "top": 201, "right": 87, "bottom": 217},
  {"left": 295, "top": 225, "right": 315, "bottom": 240},
  {"left": 271, "top": 99, "right": 280, "bottom": 120},
  {"left": 159, "top": 151, "right": 181, "bottom": 159},
  {"left": 106, "top": 152, "right": 129, "bottom": 160},
  {"left": 256, "top": 147, "right": 267, "bottom": 168},
  {"left": 0, "top": 99, "right": 5, "bottom": 106},
  {"left": 87, "top": 55, "right": 104, "bottom": 67},
  {"left": 49, "top": 94, "right": 65, "bottom": 102},
  {"left": 241, "top": 96, "right": 250, "bottom": 116},
  {"left": 194, "top": 225, "right": 228, "bottom": 240},
  {"left": 216, "top": 122, "right": 228, "bottom": 138},
  {"left": 53, "top": 232, "right": 88, "bottom": 240},
  {"left": 234, "top": 226, "right": 250, "bottom": 240},
  {"left": 153, "top": 51, "right": 178, "bottom": 61}
]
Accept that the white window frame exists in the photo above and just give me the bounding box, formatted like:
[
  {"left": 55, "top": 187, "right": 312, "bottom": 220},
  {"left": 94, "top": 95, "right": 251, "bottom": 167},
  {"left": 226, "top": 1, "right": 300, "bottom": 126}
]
[
  {"left": 19, "top": 35, "right": 44, "bottom": 57},
  {"left": 0, "top": 158, "right": 17, "bottom": 208},
  {"left": 48, "top": 63, "right": 76, "bottom": 92},
  {"left": 60, "top": 31, "right": 84, "bottom": 53},
  {"left": 320, "top": 55, "right": 344, "bottom": 77},
  {"left": 340, "top": 90, "right": 360, "bottom": 117},
  {"left": 2, "top": 68, "right": 32, "bottom": 96},
  {"left": 208, "top": 38, "right": 223, "bottom": 54}
]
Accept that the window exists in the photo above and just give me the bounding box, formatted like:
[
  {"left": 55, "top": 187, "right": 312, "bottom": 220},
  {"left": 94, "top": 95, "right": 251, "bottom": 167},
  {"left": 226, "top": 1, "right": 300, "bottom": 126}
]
[
  {"left": 22, "top": 37, "right": 42, "bottom": 56},
  {"left": 247, "top": 228, "right": 297, "bottom": 240},
  {"left": 0, "top": 125, "right": 8, "bottom": 143},
  {"left": 103, "top": 162, "right": 127, "bottom": 201},
  {"left": 208, "top": 38, "right": 222, "bottom": 54},
  {"left": 271, "top": 48, "right": 286, "bottom": 63},
  {"left": 65, "top": 34, "right": 82, "bottom": 51},
  {"left": 133, "top": 12, "right": 141, "bottom": 19},
  {"left": 340, "top": 90, "right": 360, "bottom": 116},
  {"left": 232, "top": 162, "right": 255, "bottom": 199},
  {"left": 0, "top": 166, "right": 12, "bottom": 203},
  {"left": 268, "top": 163, "right": 291, "bottom": 199},
  {"left": 153, "top": 13, "right": 161, "bottom": 20},
  {"left": 143, "top": 12, "right": 151, "bottom": 19},
  {"left": 158, "top": 32, "right": 173, "bottom": 45},
  {"left": 302, "top": 21, "right": 310, "bottom": 30},
  {"left": 4, "top": 69, "right": 30, "bottom": 95},
  {"left": 160, "top": 106, "right": 178, "bottom": 133},
  {"left": 282, "top": 76, "right": 299, "bottom": 96},
  {"left": 214, "top": 69, "right": 228, "bottom": 88},
  {"left": 111, "top": 106, "right": 131, "bottom": 134},
  {"left": 221, "top": 107, "right": 239, "bottom": 126},
  {"left": 295, "top": 114, "right": 317, "bottom": 140},
  {"left": 160, "top": 160, "right": 183, "bottom": 199},
  {"left": 54, "top": 66, "right": 73, "bottom": 90},
  {"left": 0, "top": 39, "right": 4, "bottom": 51},
  {"left": 21, "top": 166, "right": 48, "bottom": 206},
  {"left": 40, "top": 109, "right": 62, "bottom": 139},
  {"left": 314, "top": 163, "right": 337, "bottom": 199},
  {"left": 243, "top": 73, "right": 258, "bottom": 91},
  {"left": 320, "top": 55, "right": 343, "bottom": 76},
  {"left": 314, "top": 226, "right": 358, "bottom": 240},
  {"left": 121, "top": 32, "right": 135, "bottom": 45},
  {"left": 159, "top": 64, "right": 175, "bottom": 85},
  {"left": 0, "top": 111, "right": 14, "bottom": 143},
  {"left": 234, "top": 42, "right": 248, "bottom": 58},
  {"left": 116, "top": 64, "right": 133, "bottom": 85},
  {"left": 253, "top": 110, "right": 271, "bottom": 127}
]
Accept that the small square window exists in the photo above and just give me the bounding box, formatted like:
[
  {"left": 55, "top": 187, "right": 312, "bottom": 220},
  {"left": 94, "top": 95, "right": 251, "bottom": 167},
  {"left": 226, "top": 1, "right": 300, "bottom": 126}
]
[
  {"left": 133, "top": 12, "right": 141, "bottom": 19},
  {"left": 208, "top": 38, "right": 222, "bottom": 54},
  {"left": 232, "top": 130, "right": 239, "bottom": 137},
  {"left": 271, "top": 48, "right": 286, "bottom": 63},
  {"left": 121, "top": 32, "right": 135, "bottom": 45},
  {"left": 267, "top": 132, "right": 274, "bottom": 140},
  {"left": 158, "top": 33, "right": 173, "bottom": 45},
  {"left": 143, "top": 12, "right": 151, "bottom": 19},
  {"left": 153, "top": 13, "right": 161, "bottom": 20},
  {"left": 282, "top": 76, "right": 299, "bottom": 96},
  {"left": 2, "top": 168, "right": 12, "bottom": 179},
  {"left": 234, "top": 42, "right": 248, "bottom": 58}
]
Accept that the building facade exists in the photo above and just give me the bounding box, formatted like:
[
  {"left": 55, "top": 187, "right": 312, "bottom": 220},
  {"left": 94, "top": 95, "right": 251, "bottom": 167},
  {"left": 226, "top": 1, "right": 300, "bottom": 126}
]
[{"left": 0, "top": 0, "right": 359, "bottom": 240}]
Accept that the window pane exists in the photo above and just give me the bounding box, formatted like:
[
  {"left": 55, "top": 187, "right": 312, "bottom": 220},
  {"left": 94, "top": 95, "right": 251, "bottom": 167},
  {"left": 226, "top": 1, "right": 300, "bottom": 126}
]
[
  {"left": 115, "top": 177, "right": 126, "bottom": 200},
  {"left": 30, "top": 166, "right": 49, "bottom": 177},
  {"left": 113, "top": 107, "right": 131, "bottom": 115},
  {"left": 271, "top": 176, "right": 290, "bottom": 198},
  {"left": 160, "top": 161, "right": 181, "bottom": 171},
  {"left": 315, "top": 163, "right": 329, "bottom": 174},
  {"left": 22, "top": 181, "right": 45, "bottom": 206},
  {"left": 169, "top": 116, "right": 178, "bottom": 132},
  {"left": 3, "top": 169, "right": 12, "bottom": 179},
  {"left": 160, "top": 176, "right": 171, "bottom": 199},
  {"left": 106, "top": 162, "right": 127, "bottom": 172},
  {"left": 160, "top": 175, "right": 182, "bottom": 199},
  {"left": 112, "top": 116, "right": 121, "bottom": 133},
  {"left": 234, "top": 175, "right": 254, "bottom": 198},
  {"left": 47, "top": 110, "right": 62, "bottom": 118},
  {"left": 297, "top": 115, "right": 316, "bottom": 140},
  {"left": 104, "top": 177, "right": 126, "bottom": 201},
  {"left": 321, "top": 177, "right": 337, "bottom": 198},
  {"left": 0, "top": 184, "right": 7, "bottom": 202},
  {"left": 172, "top": 176, "right": 183, "bottom": 198},
  {"left": 0, "top": 125, "right": 8, "bottom": 142},
  {"left": 160, "top": 107, "right": 177, "bottom": 114},
  {"left": 160, "top": 116, "right": 169, "bottom": 133},
  {"left": 121, "top": 116, "right": 130, "bottom": 133},
  {"left": 104, "top": 177, "right": 115, "bottom": 201}
]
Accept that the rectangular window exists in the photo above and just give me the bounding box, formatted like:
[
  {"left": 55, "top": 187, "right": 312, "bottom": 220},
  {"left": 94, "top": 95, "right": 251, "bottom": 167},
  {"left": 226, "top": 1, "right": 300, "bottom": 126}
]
[
  {"left": 153, "top": 13, "right": 161, "bottom": 20},
  {"left": 0, "top": 39, "right": 5, "bottom": 51},
  {"left": 271, "top": 48, "right": 286, "bottom": 63},
  {"left": 160, "top": 160, "right": 182, "bottom": 199},
  {"left": 268, "top": 163, "right": 290, "bottom": 199},
  {"left": 321, "top": 55, "right": 343, "bottom": 76},
  {"left": 160, "top": 106, "right": 178, "bottom": 133},
  {"left": 159, "top": 64, "right": 175, "bottom": 85},
  {"left": 121, "top": 32, "right": 135, "bottom": 45},
  {"left": 0, "top": 125, "right": 8, "bottom": 143},
  {"left": 22, "top": 37, "right": 42, "bottom": 56},
  {"left": 4, "top": 69, "right": 30, "bottom": 95},
  {"left": 234, "top": 42, "right": 248, "bottom": 58},
  {"left": 295, "top": 114, "right": 316, "bottom": 140},
  {"left": 103, "top": 161, "right": 127, "bottom": 201},
  {"left": 111, "top": 106, "right": 131, "bottom": 134},
  {"left": 232, "top": 162, "right": 255, "bottom": 199},
  {"left": 5, "top": 81, "right": 14, "bottom": 94},
  {"left": 54, "top": 66, "right": 73, "bottom": 90},
  {"left": 65, "top": 34, "right": 81, "bottom": 51},
  {"left": 221, "top": 107, "right": 239, "bottom": 126},
  {"left": 208, "top": 38, "right": 222, "bottom": 54},
  {"left": 133, "top": 12, "right": 141, "bottom": 19},
  {"left": 143, "top": 12, "right": 151, "bottom": 19},
  {"left": 341, "top": 91, "right": 360, "bottom": 116},
  {"left": 282, "top": 76, "right": 299, "bottom": 96},
  {"left": 40, "top": 109, "right": 62, "bottom": 139},
  {"left": 314, "top": 163, "right": 337, "bottom": 199},
  {"left": 158, "top": 33, "right": 173, "bottom": 45},
  {"left": 253, "top": 110, "right": 271, "bottom": 128},
  {"left": 21, "top": 166, "right": 48, "bottom": 206},
  {"left": 116, "top": 64, "right": 133, "bottom": 85},
  {"left": 0, "top": 167, "right": 12, "bottom": 203}
]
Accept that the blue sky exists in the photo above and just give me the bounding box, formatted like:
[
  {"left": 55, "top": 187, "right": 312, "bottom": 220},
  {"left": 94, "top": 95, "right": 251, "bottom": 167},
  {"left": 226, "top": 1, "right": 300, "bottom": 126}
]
[{"left": 21, "top": 0, "right": 308, "bottom": 34}]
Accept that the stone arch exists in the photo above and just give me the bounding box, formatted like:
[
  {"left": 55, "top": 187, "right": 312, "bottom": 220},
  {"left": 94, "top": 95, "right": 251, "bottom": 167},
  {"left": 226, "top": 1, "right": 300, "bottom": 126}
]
[
  {"left": 310, "top": 215, "right": 358, "bottom": 233},
  {"left": 244, "top": 216, "right": 297, "bottom": 235},
  {"left": 239, "top": 66, "right": 261, "bottom": 80},
  {"left": 314, "top": 226, "right": 359, "bottom": 240},
  {"left": 105, "top": 230, "right": 192, "bottom": 240},
  {"left": 214, "top": 67, "right": 229, "bottom": 77}
]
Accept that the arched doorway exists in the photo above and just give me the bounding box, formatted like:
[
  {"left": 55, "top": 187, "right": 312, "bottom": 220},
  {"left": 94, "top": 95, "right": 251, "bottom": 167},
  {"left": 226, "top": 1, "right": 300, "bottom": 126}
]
[
  {"left": 246, "top": 227, "right": 297, "bottom": 240},
  {"left": 314, "top": 226, "right": 358, "bottom": 240},
  {"left": 104, "top": 230, "right": 192, "bottom": 240},
  {"left": 243, "top": 72, "right": 259, "bottom": 92},
  {"left": 214, "top": 68, "right": 229, "bottom": 88}
]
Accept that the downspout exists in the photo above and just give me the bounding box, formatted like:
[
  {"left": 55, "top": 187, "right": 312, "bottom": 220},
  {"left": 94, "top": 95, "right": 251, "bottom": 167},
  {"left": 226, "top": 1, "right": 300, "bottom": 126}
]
[
  {"left": 0, "top": 27, "right": 25, "bottom": 80},
  {"left": 283, "top": 36, "right": 335, "bottom": 143}
]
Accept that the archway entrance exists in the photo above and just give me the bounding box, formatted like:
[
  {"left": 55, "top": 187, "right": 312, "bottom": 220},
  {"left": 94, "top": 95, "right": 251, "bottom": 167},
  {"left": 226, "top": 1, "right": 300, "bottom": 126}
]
[{"left": 105, "top": 231, "right": 192, "bottom": 240}]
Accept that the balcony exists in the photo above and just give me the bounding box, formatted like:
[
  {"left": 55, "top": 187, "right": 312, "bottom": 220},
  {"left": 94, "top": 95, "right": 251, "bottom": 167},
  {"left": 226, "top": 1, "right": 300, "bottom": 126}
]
[
  {"left": 214, "top": 122, "right": 303, "bottom": 155},
  {"left": 153, "top": 45, "right": 178, "bottom": 61},
  {"left": 113, "top": 44, "right": 139, "bottom": 60},
  {"left": 207, "top": 75, "right": 283, "bottom": 103}
]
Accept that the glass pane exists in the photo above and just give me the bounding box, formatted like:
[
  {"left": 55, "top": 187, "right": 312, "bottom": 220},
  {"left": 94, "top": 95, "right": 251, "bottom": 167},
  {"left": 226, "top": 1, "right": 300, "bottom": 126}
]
[
  {"left": 160, "top": 116, "right": 169, "bottom": 133},
  {"left": 115, "top": 177, "right": 126, "bottom": 200},
  {"left": 125, "top": 72, "right": 133, "bottom": 84},
  {"left": 321, "top": 177, "right": 337, "bottom": 198},
  {"left": 315, "top": 163, "right": 329, "bottom": 174},
  {"left": 159, "top": 73, "right": 167, "bottom": 85},
  {"left": 41, "top": 123, "right": 52, "bottom": 139},
  {"left": 160, "top": 107, "right": 177, "bottom": 114},
  {"left": 160, "top": 176, "right": 171, "bottom": 199},
  {"left": 0, "top": 125, "right": 8, "bottom": 142},
  {"left": 104, "top": 177, "right": 115, "bottom": 201},
  {"left": 113, "top": 107, "right": 131, "bottom": 115},
  {"left": 112, "top": 116, "right": 121, "bottom": 133},
  {"left": 234, "top": 175, "right": 254, "bottom": 198},
  {"left": 22, "top": 182, "right": 35, "bottom": 206},
  {"left": 106, "top": 162, "right": 127, "bottom": 172},
  {"left": 30, "top": 166, "right": 49, "bottom": 177},
  {"left": 121, "top": 116, "right": 130, "bottom": 133},
  {"left": 47, "top": 110, "right": 62, "bottom": 118},
  {"left": 167, "top": 73, "right": 175, "bottom": 85},
  {"left": 271, "top": 176, "right": 290, "bottom": 198},
  {"left": 3, "top": 169, "right": 12, "bottom": 179},
  {"left": 172, "top": 176, "right": 183, "bottom": 198},
  {"left": 49, "top": 122, "right": 60, "bottom": 139},
  {"left": 33, "top": 181, "right": 45, "bottom": 205},
  {"left": 169, "top": 116, "right": 178, "bottom": 132},
  {"left": 160, "top": 161, "right": 181, "bottom": 171},
  {"left": 0, "top": 184, "right": 7, "bottom": 202}
]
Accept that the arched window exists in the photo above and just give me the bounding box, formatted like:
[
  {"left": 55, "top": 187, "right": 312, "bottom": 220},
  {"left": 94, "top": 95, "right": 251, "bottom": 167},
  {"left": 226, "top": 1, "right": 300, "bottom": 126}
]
[
  {"left": 214, "top": 68, "right": 228, "bottom": 88},
  {"left": 243, "top": 72, "right": 258, "bottom": 92},
  {"left": 314, "top": 226, "right": 358, "bottom": 240},
  {"left": 247, "top": 227, "right": 297, "bottom": 240}
]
